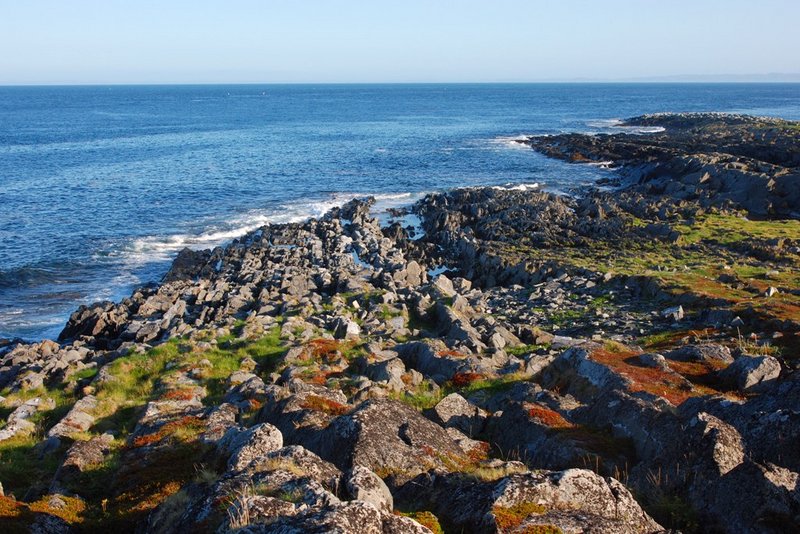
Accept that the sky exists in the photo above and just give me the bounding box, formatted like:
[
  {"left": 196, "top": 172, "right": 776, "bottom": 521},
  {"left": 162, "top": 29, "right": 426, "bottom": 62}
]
[{"left": 1, "top": 0, "right": 799, "bottom": 84}]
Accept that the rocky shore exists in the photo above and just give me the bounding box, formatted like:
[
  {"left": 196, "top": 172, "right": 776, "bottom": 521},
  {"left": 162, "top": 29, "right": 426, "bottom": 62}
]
[{"left": 1, "top": 113, "right": 799, "bottom": 533}]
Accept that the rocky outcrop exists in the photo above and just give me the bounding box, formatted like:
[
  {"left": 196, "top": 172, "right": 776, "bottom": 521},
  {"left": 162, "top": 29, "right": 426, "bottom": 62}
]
[{"left": 2, "top": 113, "right": 799, "bottom": 532}]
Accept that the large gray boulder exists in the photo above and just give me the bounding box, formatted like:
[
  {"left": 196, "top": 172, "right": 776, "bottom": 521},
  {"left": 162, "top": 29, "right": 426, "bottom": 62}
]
[{"left": 316, "top": 398, "right": 466, "bottom": 483}]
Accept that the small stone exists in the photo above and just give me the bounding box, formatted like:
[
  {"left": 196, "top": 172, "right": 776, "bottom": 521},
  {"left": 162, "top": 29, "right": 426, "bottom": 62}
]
[
  {"left": 765, "top": 287, "right": 779, "bottom": 297},
  {"left": 662, "top": 305, "right": 684, "bottom": 322}
]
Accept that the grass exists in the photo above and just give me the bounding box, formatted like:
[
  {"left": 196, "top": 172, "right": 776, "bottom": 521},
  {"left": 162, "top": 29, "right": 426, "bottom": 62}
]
[
  {"left": 506, "top": 344, "right": 550, "bottom": 357},
  {"left": 0, "top": 327, "right": 288, "bottom": 530},
  {"left": 0, "top": 435, "right": 64, "bottom": 499},
  {"left": 493, "top": 210, "right": 800, "bottom": 332},
  {"left": 673, "top": 213, "right": 800, "bottom": 247},
  {"left": 391, "top": 382, "right": 443, "bottom": 411}
]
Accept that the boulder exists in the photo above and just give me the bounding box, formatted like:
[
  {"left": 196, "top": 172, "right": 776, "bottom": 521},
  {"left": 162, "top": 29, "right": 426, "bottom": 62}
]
[
  {"left": 667, "top": 343, "right": 733, "bottom": 364},
  {"left": 316, "top": 399, "right": 466, "bottom": 483},
  {"left": 720, "top": 355, "right": 781, "bottom": 392},
  {"left": 47, "top": 395, "right": 98, "bottom": 438},
  {"left": 346, "top": 465, "right": 394, "bottom": 512},
  {"left": 227, "top": 423, "right": 284, "bottom": 471},
  {"left": 429, "top": 393, "right": 487, "bottom": 437}
]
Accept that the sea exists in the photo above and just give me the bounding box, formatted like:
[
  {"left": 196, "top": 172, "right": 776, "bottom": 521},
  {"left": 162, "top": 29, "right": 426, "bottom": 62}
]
[{"left": 2, "top": 83, "right": 800, "bottom": 341}]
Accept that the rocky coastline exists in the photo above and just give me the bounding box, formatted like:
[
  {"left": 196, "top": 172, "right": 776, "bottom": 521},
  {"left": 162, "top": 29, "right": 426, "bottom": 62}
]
[{"left": 1, "top": 113, "right": 799, "bottom": 533}]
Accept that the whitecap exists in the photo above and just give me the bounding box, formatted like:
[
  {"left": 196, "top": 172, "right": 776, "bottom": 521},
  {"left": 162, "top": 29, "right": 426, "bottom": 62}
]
[
  {"left": 491, "top": 182, "right": 540, "bottom": 191},
  {"left": 487, "top": 134, "right": 533, "bottom": 150},
  {"left": 110, "top": 191, "right": 425, "bottom": 269},
  {"left": 586, "top": 118, "right": 666, "bottom": 135}
]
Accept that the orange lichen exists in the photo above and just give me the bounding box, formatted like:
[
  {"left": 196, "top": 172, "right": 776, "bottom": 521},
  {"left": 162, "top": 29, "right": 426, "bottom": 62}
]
[
  {"left": 437, "top": 349, "right": 469, "bottom": 359},
  {"left": 526, "top": 403, "right": 574, "bottom": 429},
  {"left": 466, "top": 440, "right": 491, "bottom": 463},
  {"left": 162, "top": 388, "right": 197, "bottom": 401},
  {"left": 300, "top": 394, "right": 350, "bottom": 416},
  {"left": 0, "top": 495, "right": 28, "bottom": 519},
  {"left": 452, "top": 372, "right": 483, "bottom": 387},
  {"left": 307, "top": 338, "right": 344, "bottom": 361},
  {"left": 132, "top": 415, "right": 205, "bottom": 448},
  {"left": 590, "top": 348, "right": 695, "bottom": 405}
]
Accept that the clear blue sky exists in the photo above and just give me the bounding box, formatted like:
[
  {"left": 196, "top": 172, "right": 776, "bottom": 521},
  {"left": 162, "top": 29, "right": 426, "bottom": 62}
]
[{"left": 1, "top": 0, "right": 798, "bottom": 84}]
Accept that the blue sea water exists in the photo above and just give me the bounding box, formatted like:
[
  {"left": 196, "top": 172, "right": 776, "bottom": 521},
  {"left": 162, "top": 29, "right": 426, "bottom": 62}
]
[{"left": 1, "top": 83, "right": 800, "bottom": 341}]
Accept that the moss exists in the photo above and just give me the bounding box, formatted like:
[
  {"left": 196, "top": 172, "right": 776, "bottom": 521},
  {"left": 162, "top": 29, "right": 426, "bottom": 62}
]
[
  {"left": 28, "top": 495, "right": 88, "bottom": 524},
  {"left": 458, "top": 373, "right": 526, "bottom": 397},
  {"left": 71, "top": 367, "right": 99, "bottom": 381},
  {"left": 674, "top": 214, "right": 800, "bottom": 247},
  {"left": 398, "top": 510, "right": 444, "bottom": 534},
  {"left": 506, "top": 343, "right": 550, "bottom": 357},
  {"left": 492, "top": 502, "right": 547, "bottom": 531}
]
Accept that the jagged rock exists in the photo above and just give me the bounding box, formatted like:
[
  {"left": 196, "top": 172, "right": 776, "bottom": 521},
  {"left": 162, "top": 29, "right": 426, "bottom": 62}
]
[
  {"left": 314, "top": 398, "right": 466, "bottom": 482},
  {"left": 333, "top": 317, "right": 361, "bottom": 340},
  {"left": 667, "top": 343, "right": 733, "bottom": 364},
  {"left": 720, "top": 355, "right": 781, "bottom": 392},
  {"left": 639, "top": 352, "right": 668, "bottom": 369},
  {"left": 202, "top": 402, "right": 239, "bottom": 443},
  {"left": 266, "top": 501, "right": 405, "bottom": 534},
  {"left": 400, "top": 469, "right": 662, "bottom": 534},
  {"left": 661, "top": 305, "right": 684, "bottom": 321},
  {"left": 429, "top": 393, "right": 487, "bottom": 437},
  {"left": 364, "top": 358, "right": 406, "bottom": 392},
  {"left": 227, "top": 423, "right": 285, "bottom": 471},
  {"left": 395, "top": 340, "right": 463, "bottom": 382},
  {"left": 431, "top": 274, "right": 456, "bottom": 298}
]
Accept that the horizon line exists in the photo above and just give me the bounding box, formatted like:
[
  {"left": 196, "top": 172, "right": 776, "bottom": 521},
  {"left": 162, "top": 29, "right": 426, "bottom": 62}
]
[{"left": 3, "top": 79, "right": 800, "bottom": 88}]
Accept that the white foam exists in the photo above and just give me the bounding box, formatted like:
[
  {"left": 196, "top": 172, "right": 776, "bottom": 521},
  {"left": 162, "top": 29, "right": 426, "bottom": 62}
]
[
  {"left": 491, "top": 182, "right": 540, "bottom": 191},
  {"left": 427, "top": 265, "right": 455, "bottom": 277},
  {"left": 110, "top": 191, "right": 424, "bottom": 269},
  {"left": 586, "top": 119, "right": 666, "bottom": 135},
  {"left": 488, "top": 135, "right": 533, "bottom": 150}
]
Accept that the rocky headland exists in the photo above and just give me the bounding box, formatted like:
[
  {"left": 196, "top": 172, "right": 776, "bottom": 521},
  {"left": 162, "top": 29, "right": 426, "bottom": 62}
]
[{"left": 1, "top": 113, "right": 799, "bottom": 533}]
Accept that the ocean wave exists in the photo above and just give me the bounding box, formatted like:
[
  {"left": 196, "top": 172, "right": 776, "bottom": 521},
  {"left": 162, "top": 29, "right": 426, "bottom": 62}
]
[
  {"left": 487, "top": 135, "right": 533, "bottom": 150},
  {"left": 111, "top": 191, "right": 424, "bottom": 268},
  {"left": 586, "top": 119, "right": 666, "bottom": 135},
  {"left": 491, "top": 182, "right": 540, "bottom": 191}
]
